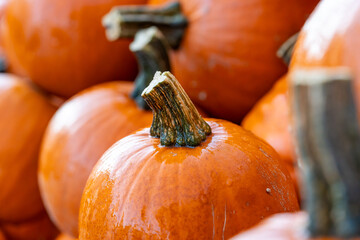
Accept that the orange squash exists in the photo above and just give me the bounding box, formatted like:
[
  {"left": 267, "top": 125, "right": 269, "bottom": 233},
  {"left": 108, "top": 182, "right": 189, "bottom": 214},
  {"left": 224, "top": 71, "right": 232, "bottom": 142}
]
[
  {"left": 243, "top": 0, "right": 360, "bottom": 180},
  {"left": 291, "top": 0, "right": 360, "bottom": 116},
  {"left": 1, "top": 212, "right": 59, "bottom": 240},
  {"left": 0, "top": 74, "right": 56, "bottom": 222},
  {"left": 39, "top": 27, "right": 176, "bottom": 237},
  {"left": 78, "top": 72, "right": 299, "bottom": 239},
  {"left": 103, "top": 0, "right": 319, "bottom": 122},
  {"left": 39, "top": 81, "right": 153, "bottom": 237},
  {"left": 0, "top": 0, "right": 147, "bottom": 98}
]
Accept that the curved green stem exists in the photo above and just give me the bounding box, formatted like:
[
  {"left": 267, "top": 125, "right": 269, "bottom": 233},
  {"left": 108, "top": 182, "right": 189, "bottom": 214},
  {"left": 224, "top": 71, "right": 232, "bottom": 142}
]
[
  {"left": 102, "top": 1, "right": 187, "bottom": 49},
  {"left": 130, "top": 27, "right": 171, "bottom": 109},
  {"left": 142, "top": 71, "right": 211, "bottom": 146}
]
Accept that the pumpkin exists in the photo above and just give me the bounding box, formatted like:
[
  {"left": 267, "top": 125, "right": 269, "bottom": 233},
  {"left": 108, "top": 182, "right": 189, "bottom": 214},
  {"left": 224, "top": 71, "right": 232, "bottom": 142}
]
[
  {"left": 0, "top": 74, "right": 56, "bottom": 222},
  {"left": 242, "top": 76, "right": 299, "bottom": 198},
  {"left": 78, "top": 71, "right": 299, "bottom": 239},
  {"left": 103, "top": 0, "right": 319, "bottom": 122},
  {"left": 291, "top": 0, "right": 360, "bottom": 116},
  {"left": 0, "top": 0, "right": 147, "bottom": 98},
  {"left": 243, "top": 0, "right": 360, "bottom": 183},
  {"left": 38, "top": 27, "right": 175, "bottom": 237},
  {"left": 0, "top": 212, "right": 59, "bottom": 240}
]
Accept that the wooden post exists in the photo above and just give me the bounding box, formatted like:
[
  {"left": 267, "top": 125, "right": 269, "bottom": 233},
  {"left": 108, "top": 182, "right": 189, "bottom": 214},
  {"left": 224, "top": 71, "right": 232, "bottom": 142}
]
[{"left": 290, "top": 67, "right": 360, "bottom": 238}]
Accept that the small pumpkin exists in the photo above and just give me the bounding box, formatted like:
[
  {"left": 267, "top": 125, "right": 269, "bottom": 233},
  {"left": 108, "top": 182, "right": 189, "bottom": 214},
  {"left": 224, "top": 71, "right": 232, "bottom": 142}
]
[
  {"left": 78, "top": 71, "right": 299, "bottom": 239},
  {"left": 0, "top": 74, "right": 56, "bottom": 222},
  {"left": 39, "top": 27, "right": 174, "bottom": 237},
  {"left": 0, "top": 0, "right": 147, "bottom": 98},
  {"left": 0, "top": 212, "right": 59, "bottom": 240},
  {"left": 103, "top": 0, "right": 319, "bottom": 122},
  {"left": 243, "top": 0, "right": 360, "bottom": 182}
]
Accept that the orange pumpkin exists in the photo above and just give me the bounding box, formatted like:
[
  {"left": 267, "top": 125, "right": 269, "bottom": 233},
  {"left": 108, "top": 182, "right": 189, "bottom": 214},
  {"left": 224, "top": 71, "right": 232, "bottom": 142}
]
[
  {"left": 39, "top": 81, "right": 153, "bottom": 237},
  {"left": 103, "top": 0, "right": 318, "bottom": 122},
  {"left": 0, "top": 0, "right": 147, "bottom": 98},
  {"left": 0, "top": 74, "right": 56, "bottom": 222},
  {"left": 38, "top": 27, "right": 175, "bottom": 237},
  {"left": 0, "top": 212, "right": 59, "bottom": 240},
  {"left": 78, "top": 72, "right": 299, "bottom": 239},
  {"left": 243, "top": 0, "right": 360, "bottom": 180},
  {"left": 291, "top": 0, "right": 360, "bottom": 117}
]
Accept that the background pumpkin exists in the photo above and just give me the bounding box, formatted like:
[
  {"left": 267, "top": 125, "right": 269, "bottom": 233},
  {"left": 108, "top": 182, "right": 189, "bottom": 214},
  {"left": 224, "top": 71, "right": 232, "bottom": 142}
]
[
  {"left": 0, "top": 0, "right": 147, "bottom": 98},
  {"left": 243, "top": 0, "right": 360, "bottom": 180},
  {"left": 38, "top": 27, "right": 177, "bottom": 237},
  {"left": 0, "top": 74, "right": 56, "bottom": 222},
  {"left": 78, "top": 72, "right": 299, "bottom": 239},
  {"left": 0, "top": 212, "right": 59, "bottom": 240},
  {"left": 103, "top": 0, "right": 319, "bottom": 122},
  {"left": 291, "top": 0, "right": 360, "bottom": 115}
]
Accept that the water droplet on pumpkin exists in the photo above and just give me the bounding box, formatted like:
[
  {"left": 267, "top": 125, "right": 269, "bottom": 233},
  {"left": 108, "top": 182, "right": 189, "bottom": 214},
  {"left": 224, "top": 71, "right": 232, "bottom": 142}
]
[
  {"left": 198, "top": 91, "right": 207, "bottom": 101},
  {"left": 266, "top": 188, "right": 271, "bottom": 194}
]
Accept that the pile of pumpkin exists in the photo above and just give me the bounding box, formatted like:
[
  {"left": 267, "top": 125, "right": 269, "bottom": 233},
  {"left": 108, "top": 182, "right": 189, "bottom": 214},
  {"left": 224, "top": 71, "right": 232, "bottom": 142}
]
[{"left": 0, "top": 0, "right": 359, "bottom": 239}]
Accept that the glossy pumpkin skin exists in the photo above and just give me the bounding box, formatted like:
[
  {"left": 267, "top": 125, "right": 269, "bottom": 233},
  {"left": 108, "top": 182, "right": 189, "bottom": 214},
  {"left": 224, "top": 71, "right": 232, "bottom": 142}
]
[
  {"left": 39, "top": 81, "right": 153, "bottom": 237},
  {"left": 291, "top": 0, "right": 360, "bottom": 116},
  {"left": 242, "top": 76, "right": 299, "bottom": 197},
  {"left": 79, "top": 120, "right": 299, "bottom": 239},
  {"left": 0, "top": 74, "right": 56, "bottom": 222},
  {"left": 230, "top": 212, "right": 359, "bottom": 240},
  {"left": 0, "top": 0, "right": 147, "bottom": 98},
  {"left": 146, "top": 0, "right": 318, "bottom": 123},
  {"left": 0, "top": 212, "right": 59, "bottom": 240}
]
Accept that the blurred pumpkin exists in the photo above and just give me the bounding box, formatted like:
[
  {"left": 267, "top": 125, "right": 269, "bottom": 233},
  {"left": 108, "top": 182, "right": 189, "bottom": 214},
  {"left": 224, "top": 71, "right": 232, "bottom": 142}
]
[
  {"left": 103, "top": 0, "right": 319, "bottom": 122},
  {"left": 0, "top": 74, "right": 56, "bottom": 222},
  {"left": 243, "top": 0, "right": 360, "bottom": 180},
  {"left": 0, "top": 0, "right": 147, "bottom": 98},
  {"left": 291, "top": 0, "right": 360, "bottom": 115},
  {"left": 1, "top": 212, "right": 59, "bottom": 240},
  {"left": 78, "top": 72, "right": 299, "bottom": 239}
]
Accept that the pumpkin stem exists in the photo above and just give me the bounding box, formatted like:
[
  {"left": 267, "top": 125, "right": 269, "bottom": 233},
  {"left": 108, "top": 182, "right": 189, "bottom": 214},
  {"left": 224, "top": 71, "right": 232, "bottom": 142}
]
[
  {"left": 142, "top": 71, "right": 211, "bottom": 146},
  {"left": 291, "top": 67, "right": 360, "bottom": 238},
  {"left": 102, "top": 1, "right": 187, "bottom": 49},
  {"left": 130, "top": 27, "right": 171, "bottom": 109},
  {"left": 277, "top": 33, "right": 298, "bottom": 66}
]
